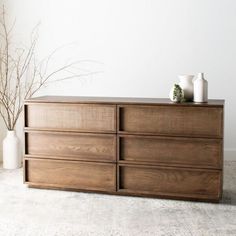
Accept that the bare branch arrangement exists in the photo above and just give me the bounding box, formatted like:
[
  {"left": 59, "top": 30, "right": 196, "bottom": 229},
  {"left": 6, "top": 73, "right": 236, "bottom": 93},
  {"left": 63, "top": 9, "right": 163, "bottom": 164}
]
[{"left": 0, "top": 6, "right": 100, "bottom": 130}]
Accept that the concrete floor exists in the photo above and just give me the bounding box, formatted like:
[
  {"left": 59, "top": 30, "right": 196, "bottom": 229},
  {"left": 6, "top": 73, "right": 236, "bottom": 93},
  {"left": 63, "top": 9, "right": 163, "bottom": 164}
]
[{"left": 0, "top": 161, "right": 236, "bottom": 236}]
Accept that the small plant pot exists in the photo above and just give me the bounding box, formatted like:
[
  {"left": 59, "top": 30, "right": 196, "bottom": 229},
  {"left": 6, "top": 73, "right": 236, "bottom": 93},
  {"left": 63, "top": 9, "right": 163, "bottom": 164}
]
[{"left": 169, "top": 84, "right": 184, "bottom": 102}]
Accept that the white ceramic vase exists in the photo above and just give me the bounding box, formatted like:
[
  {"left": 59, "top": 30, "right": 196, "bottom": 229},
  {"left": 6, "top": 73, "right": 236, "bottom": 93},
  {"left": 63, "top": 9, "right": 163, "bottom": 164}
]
[
  {"left": 193, "top": 72, "right": 208, "bottom": 103},
  {"left": 178, "top": 75, "right": 194, "bottom": 101},
  {"left": 3, "top": 130, "right": 21, "bottom": 169}
]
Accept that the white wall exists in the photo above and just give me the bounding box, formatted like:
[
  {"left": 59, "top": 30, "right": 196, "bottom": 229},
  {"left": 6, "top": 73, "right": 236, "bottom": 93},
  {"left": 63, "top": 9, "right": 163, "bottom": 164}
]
[{"left": 1, "top": 0, "right": 236, "bottom": 160}]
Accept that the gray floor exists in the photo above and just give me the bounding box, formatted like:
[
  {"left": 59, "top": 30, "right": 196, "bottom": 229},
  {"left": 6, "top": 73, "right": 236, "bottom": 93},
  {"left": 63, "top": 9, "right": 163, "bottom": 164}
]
[{"left": 0, "top": 162, "right": 236, "bottom": 236}]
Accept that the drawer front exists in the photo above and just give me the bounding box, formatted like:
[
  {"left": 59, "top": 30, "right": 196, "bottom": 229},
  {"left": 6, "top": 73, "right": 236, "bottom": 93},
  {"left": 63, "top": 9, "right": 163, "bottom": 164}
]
[
  {"left": 25, "top": 103, "right": 116, "bottom": 132},
  {"left": 25, "top": 158, "right": 116, "bottom": 191},
  {"left": 118, "top": 164, "right": 221, "bottom": 199},
  {"left": 119, "top": 105, "right": 223, "bottom": 138},
  {"left": 119, "top": 135, "right": 222, "bottom": 168},
  {"left": 26, "top": 132, "right": 116, "bottom": 162}
]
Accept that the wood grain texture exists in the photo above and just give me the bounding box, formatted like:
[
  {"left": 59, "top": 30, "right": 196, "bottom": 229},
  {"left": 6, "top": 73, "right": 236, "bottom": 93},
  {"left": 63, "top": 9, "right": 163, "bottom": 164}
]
[
  {"left": 118, "top": 135, "right": 222, "bottom": 169},
  {"left": 119, "top": 105, "right": 223, "bottom": 138},
  {"left": 27, "top": 183, "right": 220, "bottom": 202},
  {"left": 23, "top": 96, "right": 224, "bottom": 202},
  {"left": 118, "top": 164, "right": 221, "bottom": 200},
  {"left": 25, "top": 103, "right": 116, "bottom": 132},
  {"left": 25, "top": 158, "right": 116, "bottom": 191},
  {"left": 26, "top": 131, "right": 116, "bottom": 162}
]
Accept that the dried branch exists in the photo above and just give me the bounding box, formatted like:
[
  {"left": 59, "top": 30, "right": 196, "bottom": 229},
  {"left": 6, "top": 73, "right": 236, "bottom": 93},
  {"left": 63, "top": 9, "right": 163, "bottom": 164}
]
[{"left": 0, "top": 5, "right": 101, "bottom": 130}]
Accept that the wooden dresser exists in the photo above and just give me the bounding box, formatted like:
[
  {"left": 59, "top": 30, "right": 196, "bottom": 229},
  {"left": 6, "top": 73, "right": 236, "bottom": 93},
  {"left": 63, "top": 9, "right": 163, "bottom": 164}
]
[{"left": 24, "top": 96, "right": 224, "bottom": 202}]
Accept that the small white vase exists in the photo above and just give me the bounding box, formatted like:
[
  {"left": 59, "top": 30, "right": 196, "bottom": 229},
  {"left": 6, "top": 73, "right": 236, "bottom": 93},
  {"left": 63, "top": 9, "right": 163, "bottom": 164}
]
[
  {"left": 178, "top": 75, "right": 194, "bottom": 101},
  {"left": 3, "top": 130, "right": 21, "bottom": 169},
  {"left": 193, "top": 72, "right": 208, "bottom": 103}
]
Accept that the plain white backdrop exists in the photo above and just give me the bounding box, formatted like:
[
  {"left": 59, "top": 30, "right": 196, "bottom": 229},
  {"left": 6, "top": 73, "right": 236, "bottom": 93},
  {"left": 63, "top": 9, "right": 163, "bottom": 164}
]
[{"left": 1, "top": 0, "right": 236, "bottom": 160}]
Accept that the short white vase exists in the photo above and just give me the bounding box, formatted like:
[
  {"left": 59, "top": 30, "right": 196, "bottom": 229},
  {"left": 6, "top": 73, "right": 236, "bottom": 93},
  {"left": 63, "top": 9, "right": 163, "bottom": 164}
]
[
  {"left": 178, "top": 75, "right": 194, "bottom": 101},
  {"left": 3, "top": 130, "right": 21, "bottom": 169}
]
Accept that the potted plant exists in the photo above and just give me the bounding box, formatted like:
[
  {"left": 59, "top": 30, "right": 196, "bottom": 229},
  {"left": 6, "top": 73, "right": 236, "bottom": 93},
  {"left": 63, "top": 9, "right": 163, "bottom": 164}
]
[{"left": 169, "top": 84, "right": 184, "bottom": 103}]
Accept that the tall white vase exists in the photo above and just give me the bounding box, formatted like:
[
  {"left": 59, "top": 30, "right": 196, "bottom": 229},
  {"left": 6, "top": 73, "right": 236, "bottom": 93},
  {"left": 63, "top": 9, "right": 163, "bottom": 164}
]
[
  {"left": 193, "top": 72, "right": 208, "bottom": 103},
  {"left": 178, "top": 75, "right": 194, "bottom": 101},
  {"left": 3, "top": 130, "right": 21, "bottom": 169}
]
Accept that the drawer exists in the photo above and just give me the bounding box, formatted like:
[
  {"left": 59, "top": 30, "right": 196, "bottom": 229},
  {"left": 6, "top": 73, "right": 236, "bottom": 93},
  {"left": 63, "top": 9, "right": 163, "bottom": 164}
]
[
  {"left": 118, "top": 105, "right": 223, "bottom": 138},
  {"left": 118, "top": 164, "right": 222, "bottom": 200},
  {"left": 25, "top": 131, "right": 116, "bottom": 162},
  {"left": 118, "top": 135, "right": 222, "bottom": 169},
  {"left": 24, "top": 158, "right": 116, "bottom": 192},
  {"left": 25, "top": 103, "right": 116, "bottom": 132}
]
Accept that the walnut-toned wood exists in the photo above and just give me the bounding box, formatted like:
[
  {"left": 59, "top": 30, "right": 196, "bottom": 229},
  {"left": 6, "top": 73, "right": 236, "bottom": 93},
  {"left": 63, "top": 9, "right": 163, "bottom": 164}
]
[
  {"left": 119, "top": 105, "right": 223, "bottom": 138},
  {"left": 24, "top": 96, "right": 224, "bottom": 202},
  {"left": 24, "top": 158, "right": 116, "bottom": 191},
  {"left": 118, "top": 135, "right": 222, "bottom": 169},
  {"left": 118, "top": 164, "right": 221, "bottom": 200},
  {"left": 25, "top": 103, "right": 116, "bottom": 132},
  {"left": 25, "top": 131, "right": 116, "bottom": 162}
]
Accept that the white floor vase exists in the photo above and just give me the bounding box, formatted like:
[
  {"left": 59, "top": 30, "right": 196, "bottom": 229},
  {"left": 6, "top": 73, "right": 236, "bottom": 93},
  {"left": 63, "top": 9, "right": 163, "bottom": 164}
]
[{"left": 3, "top": 130, "right": 21, "bottom": 169}]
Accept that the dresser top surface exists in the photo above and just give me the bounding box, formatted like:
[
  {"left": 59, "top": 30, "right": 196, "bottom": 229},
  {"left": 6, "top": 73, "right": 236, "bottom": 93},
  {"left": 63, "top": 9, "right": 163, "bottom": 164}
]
[{"left": 25, "top": 96, "right": 224, "bottom": 107}]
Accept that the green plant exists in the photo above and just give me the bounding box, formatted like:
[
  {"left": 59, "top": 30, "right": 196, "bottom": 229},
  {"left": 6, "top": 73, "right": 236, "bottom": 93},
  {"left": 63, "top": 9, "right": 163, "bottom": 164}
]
[{"left": 173, "top": 84, "right": 184, "bottom": 102}]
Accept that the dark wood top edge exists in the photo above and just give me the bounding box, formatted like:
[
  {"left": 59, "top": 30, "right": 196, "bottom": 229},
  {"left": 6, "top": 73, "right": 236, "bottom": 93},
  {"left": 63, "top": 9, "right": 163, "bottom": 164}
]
[{"left": 24, "top": 96, "right": 225, "bottom": 107}]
